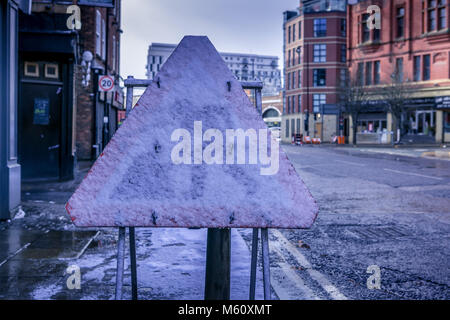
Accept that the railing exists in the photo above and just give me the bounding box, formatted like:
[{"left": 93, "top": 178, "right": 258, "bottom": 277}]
[{"left": 124, "top": 76, "right": 263, "bottom": 117}]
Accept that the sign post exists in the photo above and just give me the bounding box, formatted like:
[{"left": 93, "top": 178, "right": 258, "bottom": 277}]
[{"left": 204, "top": 229, "right": 231, "bottom": 300}]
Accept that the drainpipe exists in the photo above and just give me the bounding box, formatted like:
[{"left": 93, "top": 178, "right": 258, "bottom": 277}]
[{"left": 103, "top": 8, "right": 110, "bottom": 146}]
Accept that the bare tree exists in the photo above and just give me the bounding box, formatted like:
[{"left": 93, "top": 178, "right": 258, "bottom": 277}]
[
  {"left": 338, "top": 78, "right": 371, "bottom": 146},
  {"left": 379, "top": 69, "right": 415, "bottom": 144}
]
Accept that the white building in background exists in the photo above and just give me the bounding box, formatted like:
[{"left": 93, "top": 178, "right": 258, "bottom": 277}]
[{"left": 146, "top": 42, "right": 282, "bottom": 96}]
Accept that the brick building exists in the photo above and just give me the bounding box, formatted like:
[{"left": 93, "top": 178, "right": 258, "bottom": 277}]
[
  {"left": 347, "top": 0, "right": 450, "bottom": 144},
  {"left": 76, "top": 0, "right": 123, "bottom": 160},
  {"left": 282, "top": 0, "right": 347, "bottom": 143},
  {"left": 16, "top": 0, "right": 123, "bottom": 183}
]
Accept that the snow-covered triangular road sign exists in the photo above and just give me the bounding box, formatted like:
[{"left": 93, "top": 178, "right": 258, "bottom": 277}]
[{"left": 66, "top": 36, "right": 318, "bottom": 228}]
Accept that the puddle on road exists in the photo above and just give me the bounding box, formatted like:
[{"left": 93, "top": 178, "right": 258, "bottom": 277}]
[{"left": 0, "top": 229, "right": 98, "bottom": 261}]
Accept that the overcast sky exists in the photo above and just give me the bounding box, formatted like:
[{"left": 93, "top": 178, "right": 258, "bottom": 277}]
[{"left": 120, "top": 0, "right": 300, "bottom": 80}]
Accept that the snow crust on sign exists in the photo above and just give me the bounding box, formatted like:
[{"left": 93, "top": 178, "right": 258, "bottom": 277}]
[{"left": 66, "top": 36, "right": 318, "bottom": 228}]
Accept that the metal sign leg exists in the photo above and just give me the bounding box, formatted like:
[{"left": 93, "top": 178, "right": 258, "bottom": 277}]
[
  {"left": 129, "top": 227, "right": 138, "bottom": 300},
  {"left": 115, "top": 227, "right": 126, "bottom": 300},
  {"left": 249, "top": 228, "right": 259, "bottom": 300},
  {"left": 261, "top": 228, "right": 271, "bottom": 300}
]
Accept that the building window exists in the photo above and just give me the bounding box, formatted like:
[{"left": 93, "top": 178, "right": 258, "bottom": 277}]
[
  {"left": 313, "top": 69, "right": 326, "bottom": 87},
  {"left": 313, "top": 44, "right": 326, "bottom": 62},
  {"left": 289, "top": 96, "right": 292, "bottom": 113},
  {"left": 288, "top": 50, "right": 291, "bottom": 67},
  {"left": 298, "top": 95, "right": 302, "bottom": 112},
  {"left": 422, "top": 0, "right": 426, "bottom": 33},
  {"left": 313, "top": 94, "right": 326, "bottom": 113},
  {"left": 362, "top": 13, "right": 370, "bottom": 42},
  {"left": 414, "top": 56, "right": 421, "bottom": 81},
  {"left": 341, "top": 19, "right": 346, "bottom": 37},
  {"left": 357, "top": 62, "right": 364, "bottom": 85},
  {"left": 374, "top": 61, "right": 381, "bottom": 84},
  {"left": 438, "top": 0, "right": 447, "bottom": 29},
  {"left": 340, "top": 69, "right": 347, "bottom": 86},
  {"left": 365, "top": 62, "right": 372, "bottom": 85},
  {"left": 292, "top": 71, "right": 295, "bottom": 88},
  {"left": 445, "top": 111, "right": 450, "bottom": 133},
  {"left": 423, "top": 54, "right": 431, "bottom": 80},
  {"left": 287, "top": 72, "right": 290, "bottom": 89},
  {"left": 374, "top": 27, "right": 381, "bottom": 41},
  {"left": 297, "top": 46, "right": 302, "bottom": 64},
  {"left": 292, "top": 48, "right": 296, "bottom": 66},
  {"left": 101, "top": 18, "right": 106, "bottom": 60},
  {"left": 288, "top": 25, "right": 291, "bottom": 43},
  {"left": 395, "top": 58, "right": 404, "bottom": 82},
  {"left": 428, "top": 0, "right": 437, "bottom": 31},
  {"left": 297, "top": 118, "right": 301, "bottom": 133},
  {"left": 397, "top": 7, "right": 405, "bottom": 38},
  {"left": 293, "top": 23, "right": 296, "bottom": 41},
  {"left": 341, "top": 45, "right": 346, "bottom": 62},
  {"left": 299, "top": 21, "right": 302, "bottom": 39},
  {"left": 96, "top": 10, "right": 101, "bottom": 56},
  {"left": 298, "top": 70, "right": 302, "bottom": 88},
  {"left": 314, "top": 18, "right": 327, "bottom": 37},
  {"left": 286, "top": 119, "right": 290, "bottom": 138},
  {"left": 44, "top": 64, "right": 59, "bottom": 79},
  {"left": 425, "top": 0, "right": 446, "bottom": 31},
  {"left": 112, "top": 35, "right": 116, "bottom": 71},
  {"left": 291, "top": 119, "right": 295, "bottom": 134},
  {"left": 24, "top": 62, "right": 39, "bottom": 77}
]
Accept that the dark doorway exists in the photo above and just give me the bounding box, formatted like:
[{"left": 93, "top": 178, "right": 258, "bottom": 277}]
[{"left": 19, "top": 80, "right": 62, "bottom": 181}]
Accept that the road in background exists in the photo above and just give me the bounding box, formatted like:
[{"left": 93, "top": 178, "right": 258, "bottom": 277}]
[{"left": 250, "top": 145, "right": 450, "bottom": 300}]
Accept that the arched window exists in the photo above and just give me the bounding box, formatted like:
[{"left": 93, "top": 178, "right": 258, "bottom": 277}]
[{"left": 263, "top": 108, "right": 280, "bottom": 118}]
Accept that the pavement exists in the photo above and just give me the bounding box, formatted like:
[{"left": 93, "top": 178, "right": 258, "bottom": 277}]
[
  {"left": 0, "top": 146, "right": 449, "bottom": 300},
  {"left": 0, "top": 162, "right": 265, "bottom": 300}
]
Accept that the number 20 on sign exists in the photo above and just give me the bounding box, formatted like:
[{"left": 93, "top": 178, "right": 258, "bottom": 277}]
[{"left": 98, "top": 75, "right": 114, "bottom": 92}]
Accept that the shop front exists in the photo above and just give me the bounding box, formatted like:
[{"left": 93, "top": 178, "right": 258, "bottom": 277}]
[
  {"left": 436, "top": 96, "right": 450, "bottom": 144},
  {"left": 402, "top": 97, "right": 437, "bottom": 143},
  {"left": 356, "top": 112, "right": 390, "bottom": 144},
  {"left": 18, "top": 10, "right": 77, "bottom": 181},
  {"left": 352, "top": 97, "right": 449, "bottom": 145}
]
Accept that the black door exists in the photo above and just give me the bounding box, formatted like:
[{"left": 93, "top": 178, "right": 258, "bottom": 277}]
[{"left": 19, "top": 83, "right": 62, "bottom": 180}]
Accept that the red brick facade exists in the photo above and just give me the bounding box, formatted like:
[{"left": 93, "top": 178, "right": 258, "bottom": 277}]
[
  {"left": 282, "top": 1, "right": 347, "bottom": 142},
  {"left": 75, "top": 1, "right": 123, "bottom": 159},
  {"left": 347, "top": 0, "right": 450, "bottom": 143},
  {"left": 348, "top": 0, "right": 450, "bottom": 86}
]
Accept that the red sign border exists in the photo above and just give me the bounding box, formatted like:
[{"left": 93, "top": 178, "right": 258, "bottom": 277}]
[{"left": 98, "top": 75, "right": 114, "bottom": 92}]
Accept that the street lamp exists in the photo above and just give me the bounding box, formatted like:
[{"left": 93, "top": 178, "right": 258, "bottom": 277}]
[{"left": 81, "top": 50, "right": 93, "bottom": 87}]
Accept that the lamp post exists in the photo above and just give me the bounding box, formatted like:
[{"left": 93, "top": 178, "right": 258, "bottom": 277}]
[{"left": 81, "top": 51, "right": 93, "bottom": 87}]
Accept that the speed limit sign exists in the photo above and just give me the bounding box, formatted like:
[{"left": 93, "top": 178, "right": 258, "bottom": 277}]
[{"left": 98, "top": 75, "right": 114, "bottom": 92}]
